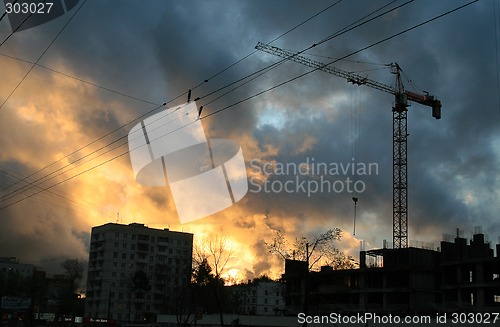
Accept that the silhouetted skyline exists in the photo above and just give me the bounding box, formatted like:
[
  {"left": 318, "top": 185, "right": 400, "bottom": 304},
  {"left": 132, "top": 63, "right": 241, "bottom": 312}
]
[{"left": 0, "top": 0, "right": 499, "bottom": 283}]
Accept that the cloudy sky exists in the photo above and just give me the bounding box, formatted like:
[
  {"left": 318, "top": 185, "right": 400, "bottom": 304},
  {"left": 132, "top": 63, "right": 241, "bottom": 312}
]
[{"left": 0, "top": 0, "right": 499, "bottom": 282}]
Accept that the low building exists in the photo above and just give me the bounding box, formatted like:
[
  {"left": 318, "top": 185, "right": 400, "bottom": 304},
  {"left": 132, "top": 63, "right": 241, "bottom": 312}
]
[
  {"left": 0, "top": 257, "right": 33, "bottom": 278},
  {"left": 230, "top": 279, "right": 285, "bottom": 316}
]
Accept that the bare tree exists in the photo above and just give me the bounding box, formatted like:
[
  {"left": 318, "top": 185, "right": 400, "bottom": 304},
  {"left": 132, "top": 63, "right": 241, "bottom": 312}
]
[
  {"left": 266, "top": 228, "right": 355, "bottom": 271},
  {"left": 194, "top": 232, "right": 235, "bottom": 278},
  {"left": 61, "top": 258, "right": 85, "bottom": 293},
  {"left": 58, "top": 258, "right": 85, "bottom": 318}
]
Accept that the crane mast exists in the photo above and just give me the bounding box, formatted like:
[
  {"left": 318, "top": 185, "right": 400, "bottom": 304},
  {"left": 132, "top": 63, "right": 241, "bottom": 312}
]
[{"left": 255, "top": 42, "right": 441, "bottom": 249}]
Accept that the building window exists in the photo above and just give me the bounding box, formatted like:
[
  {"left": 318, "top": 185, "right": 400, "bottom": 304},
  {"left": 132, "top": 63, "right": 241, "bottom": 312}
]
[
  {"left": 122, "top": 253, "right": 126, "bottom": 259},
  {"left": 113, "top": 252, "right": 118, "bottom": 258}
]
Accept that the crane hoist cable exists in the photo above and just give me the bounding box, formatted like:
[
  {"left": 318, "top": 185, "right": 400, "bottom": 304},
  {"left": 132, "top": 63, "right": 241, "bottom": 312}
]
[{"left": 351, "top": 86, "right": 360, "bottom": 235}]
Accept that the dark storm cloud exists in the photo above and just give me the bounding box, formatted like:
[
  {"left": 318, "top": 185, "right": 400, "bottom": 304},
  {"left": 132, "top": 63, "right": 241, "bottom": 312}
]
[
  {"left": 212, "top": 0, "right": 500, "bottom": 244},
  {"left": 1, "top": 0, "right": 499, "bottom": 276}
]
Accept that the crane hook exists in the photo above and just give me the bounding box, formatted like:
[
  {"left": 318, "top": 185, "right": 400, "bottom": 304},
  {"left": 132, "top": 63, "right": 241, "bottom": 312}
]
[{"left": 352, "top": 196, "right": 358, "bottom": 235}]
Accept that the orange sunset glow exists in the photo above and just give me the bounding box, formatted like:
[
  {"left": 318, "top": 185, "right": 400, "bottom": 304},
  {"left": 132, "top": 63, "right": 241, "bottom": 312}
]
[{"left": 1, "top": 1, "right": 499, "bottom": 290}]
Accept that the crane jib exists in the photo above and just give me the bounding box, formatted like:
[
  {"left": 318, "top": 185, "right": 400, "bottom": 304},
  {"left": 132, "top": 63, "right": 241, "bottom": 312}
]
[{"left": 256, "top": 42, "right": 441, "bottom": 119}]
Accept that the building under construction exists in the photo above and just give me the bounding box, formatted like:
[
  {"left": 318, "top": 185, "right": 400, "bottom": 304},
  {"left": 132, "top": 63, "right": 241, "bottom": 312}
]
[{"left": 283, "top": 228, "right": 500, "bottom": 315}]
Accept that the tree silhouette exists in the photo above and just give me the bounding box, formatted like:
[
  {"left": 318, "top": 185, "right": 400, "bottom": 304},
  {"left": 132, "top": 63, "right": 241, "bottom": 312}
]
[
  {"left": 191, "top": 258, "right": 227, "bottom": 326},
  {"left": 266, "top": 228, "right": 355, "bottom": 270}
]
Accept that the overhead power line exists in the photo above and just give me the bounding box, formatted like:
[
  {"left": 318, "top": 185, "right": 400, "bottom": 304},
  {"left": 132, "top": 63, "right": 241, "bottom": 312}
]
[
  {"left": 0, "top": 169, "right": 116, "bottom": 219},
  {"left": 0, "top": 0, "right": 88, "bottom": 110},
  {"left": 0, "top": 52, "right": 159, "bottom": 105},
  {"left": 0, "top": 0, "right": 396, "bottom": 204},
  {"left": 0, "top": 0, "right": 479, "bottom": 211},
  {"left": 0, "top": 0, "right": 344, "bottom": 201},
  {"left": 0, "top": 0, "right": 31, "bottom": 47},
  {"left": 0, "top": 0, "right": 18, "bottom": 22},
  {"left": 0, "top": 0, "right": 427, "bottom": 207},
  {"left": 202, "top": 0, "right": 478, "bottom": 119}
]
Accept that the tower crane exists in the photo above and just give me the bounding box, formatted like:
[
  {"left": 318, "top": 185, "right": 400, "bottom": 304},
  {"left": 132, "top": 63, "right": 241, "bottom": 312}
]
[{"left": 255, "top": 42, "right": 441, "bottom": 249}]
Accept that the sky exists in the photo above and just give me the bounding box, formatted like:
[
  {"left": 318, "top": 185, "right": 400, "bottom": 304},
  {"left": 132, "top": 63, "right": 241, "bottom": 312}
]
[{"left": 0, "top": 0, "right": 499, "bottom": 283}]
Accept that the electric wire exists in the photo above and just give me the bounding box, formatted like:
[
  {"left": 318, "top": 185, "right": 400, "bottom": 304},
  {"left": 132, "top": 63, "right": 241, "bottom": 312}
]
[
  {"left": 494, "top": 0, "right": 500, "bottom": 115},
  {"left": 203, "top": 0, "right": 478, "bottom": 117},
  {"left": 7, "top": 0, "right": 401, "bottom": 200},
  {"left": 194, "top": 0, "right": 410, "bottom": 109},
  {"left": 0, "top": 0, "right": 456, "bottom": 205},
  {"left": 0, "top": 104, "right": 194, "bottom": 203},
  {"left": 0, "top": 0, "right": 478, "bottom": 210},
  {"left": 0, "top": 0, "right": 444, "bottom": 207},
  {"left": 0, "top": 1, "right": 344, "bottom": 198},
  {"left": 0, "top": 0, "right": 18, "bottom": 22},
  {"left": 0, "top": 52, "right": 159, "bottom": 105},
  {"left": 0, "top": 0, "right": 88, "bottom": 111},
  {"left": 312, "top": 0, "right": 407, "bottom": 51},
  {"left": 302, "top": 52, "right": 388, "bottom": 66},
  {"left": 197, "top": 0, "right": 343, "bottom": 87},
  {"left": 0, "top": 0, "right": 32, "bottom": 47},
  {"left": 0, "top": 169, "right": 116, "bottom": 219}
]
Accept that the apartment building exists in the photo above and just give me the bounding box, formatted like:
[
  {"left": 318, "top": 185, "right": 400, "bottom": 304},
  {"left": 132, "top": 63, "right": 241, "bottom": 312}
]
[{"left": 84, "top": 223, "right": 193, "bottom": 323}]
